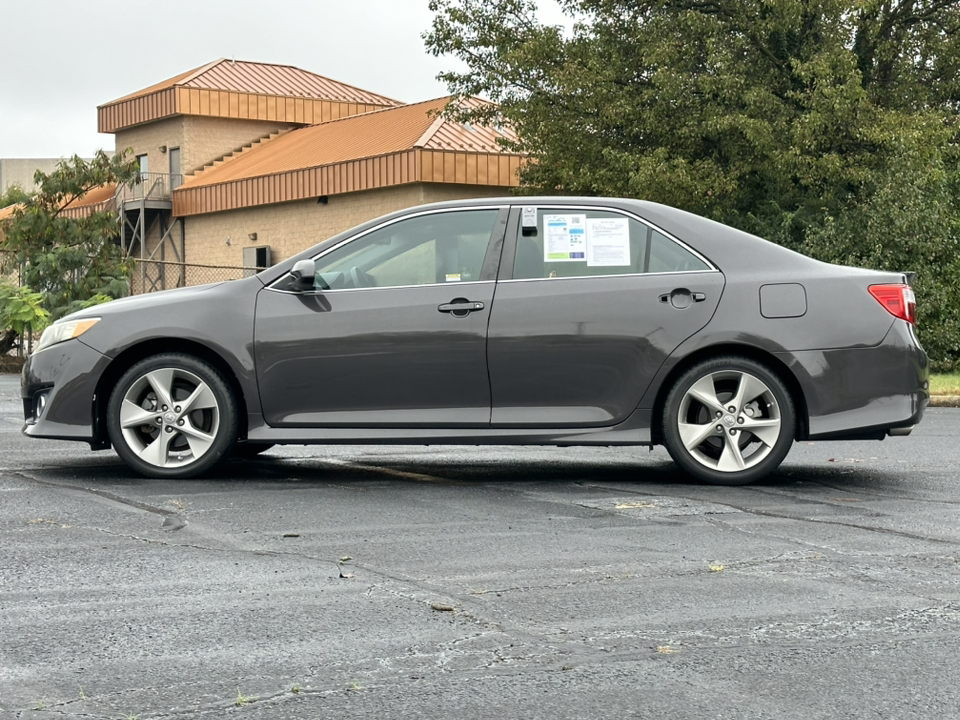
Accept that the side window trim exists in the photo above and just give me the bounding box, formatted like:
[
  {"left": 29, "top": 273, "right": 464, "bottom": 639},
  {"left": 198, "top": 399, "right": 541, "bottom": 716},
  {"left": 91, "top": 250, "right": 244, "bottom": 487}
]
[
  {"left": 499, "top": 204, "right": 718, "bottom": 282},
  {"left": 479, "top": 206, "right": 510, "bottom": 282},
  {"left": 643, "top": 225, "right": 652, "bottom": 274}
]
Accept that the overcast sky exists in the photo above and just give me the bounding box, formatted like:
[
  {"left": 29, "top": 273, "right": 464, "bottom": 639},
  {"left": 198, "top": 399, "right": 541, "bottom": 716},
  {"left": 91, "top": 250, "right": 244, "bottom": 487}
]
[{"left": 0, "top": 0, "right": 568, "bottom": 159}]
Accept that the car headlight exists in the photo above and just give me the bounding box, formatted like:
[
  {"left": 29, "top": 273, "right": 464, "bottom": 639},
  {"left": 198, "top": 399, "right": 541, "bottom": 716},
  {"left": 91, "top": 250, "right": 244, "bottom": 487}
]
[{"left": 34, "top": 318, "right": 101, "bottom": 354}]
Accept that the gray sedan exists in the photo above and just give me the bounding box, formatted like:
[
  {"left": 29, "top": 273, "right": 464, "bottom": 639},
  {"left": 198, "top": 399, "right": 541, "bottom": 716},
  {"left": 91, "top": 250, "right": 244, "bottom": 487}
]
[{"left": 21, "top": 197, "right": 928, "bottom": 484}]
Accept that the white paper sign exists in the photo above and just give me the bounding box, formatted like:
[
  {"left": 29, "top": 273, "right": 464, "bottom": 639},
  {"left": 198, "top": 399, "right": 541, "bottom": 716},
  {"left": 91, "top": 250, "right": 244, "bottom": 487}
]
[
  {"left": 586, "top": 217, "right": 630, "bottom": 267},
  {"left": 544, "top": 214, "right": 586, "bottom": 262}
]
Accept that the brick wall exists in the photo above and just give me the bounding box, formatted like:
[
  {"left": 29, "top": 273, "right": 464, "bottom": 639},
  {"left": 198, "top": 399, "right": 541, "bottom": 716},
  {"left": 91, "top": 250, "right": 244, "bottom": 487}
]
[
  {"left": 181, "top": 182, "right": 508, "bottom": 270},
  {"left": 181, "top": 116, "right": 299, "bottom": 174},
  {"left": 115, "top": 117, "right": 186, "bottom": 178},
  {"left": 115, "top": 116, "right": 299, "bottom": 177}
]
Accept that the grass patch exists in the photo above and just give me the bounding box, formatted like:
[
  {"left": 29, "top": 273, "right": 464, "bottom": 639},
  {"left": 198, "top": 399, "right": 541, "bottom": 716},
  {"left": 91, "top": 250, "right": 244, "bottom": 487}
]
[{"left": 930, "top": 373, "right": 960, "bottom": 396}]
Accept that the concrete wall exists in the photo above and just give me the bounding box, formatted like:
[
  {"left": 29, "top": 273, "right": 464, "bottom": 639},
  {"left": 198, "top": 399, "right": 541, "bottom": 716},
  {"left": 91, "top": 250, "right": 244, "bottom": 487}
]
[
  {"left": 1, "top": 158, "right": 67, "bottom": 194},
  {"left": 181, "top": 182, "right": 509, "bottom": 272}
]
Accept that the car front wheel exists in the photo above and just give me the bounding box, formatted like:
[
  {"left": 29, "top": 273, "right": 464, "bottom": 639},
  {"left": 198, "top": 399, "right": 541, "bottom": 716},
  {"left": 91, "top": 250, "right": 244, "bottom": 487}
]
[
  {"left": 662, "top": 356, "right": 795, "bottom": 485},
  {"left": 107, "top": 354, "right": 238, "bottom": 478}
]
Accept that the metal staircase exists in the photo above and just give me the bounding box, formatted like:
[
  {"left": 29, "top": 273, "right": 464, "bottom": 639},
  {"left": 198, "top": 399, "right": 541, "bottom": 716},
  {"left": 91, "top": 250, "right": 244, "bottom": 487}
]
[{"left": 115, "top": 173, "right": 185, "bottom": 294}]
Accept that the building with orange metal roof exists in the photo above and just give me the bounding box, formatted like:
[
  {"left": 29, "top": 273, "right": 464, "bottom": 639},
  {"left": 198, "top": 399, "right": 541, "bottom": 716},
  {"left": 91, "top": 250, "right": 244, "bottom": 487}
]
[{"left": 88, "top": 58, "right": 523, "bottom": 292}]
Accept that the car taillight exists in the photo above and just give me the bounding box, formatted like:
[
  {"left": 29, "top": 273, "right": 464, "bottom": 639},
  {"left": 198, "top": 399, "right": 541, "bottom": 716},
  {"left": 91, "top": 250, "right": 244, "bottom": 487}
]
[{"left": 869, "top": 284, "right": 916, "bottom": 324}]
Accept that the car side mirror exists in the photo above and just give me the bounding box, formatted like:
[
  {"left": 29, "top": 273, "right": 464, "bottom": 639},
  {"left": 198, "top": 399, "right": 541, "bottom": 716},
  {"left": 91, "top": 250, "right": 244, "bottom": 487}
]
[{"left": 289, "top": 259, "right": 316, "bottom": 291}]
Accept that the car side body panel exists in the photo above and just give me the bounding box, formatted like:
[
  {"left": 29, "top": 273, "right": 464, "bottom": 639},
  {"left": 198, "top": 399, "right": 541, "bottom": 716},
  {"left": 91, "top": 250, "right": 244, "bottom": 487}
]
[
  {"left": 639, "top": 269, "right": 928, "bottom": 438},
  {"left": 254, "top": 282, "right": 496, "bottom": 427},
  {"left": 486, "top": 271, "right": 725, "bottom": 427},
  {"left": 22, "top": 278, "right": 265, "bottom": 444}
]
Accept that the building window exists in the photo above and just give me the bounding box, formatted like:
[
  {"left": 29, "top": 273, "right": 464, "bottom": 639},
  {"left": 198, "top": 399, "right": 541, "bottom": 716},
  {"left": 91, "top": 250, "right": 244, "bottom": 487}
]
[
  {"left": 136, "top": 154, "right": 148, "bottom": 181},
  {"left": 168, "top": 147, "right": 181, "bottom": 190}
]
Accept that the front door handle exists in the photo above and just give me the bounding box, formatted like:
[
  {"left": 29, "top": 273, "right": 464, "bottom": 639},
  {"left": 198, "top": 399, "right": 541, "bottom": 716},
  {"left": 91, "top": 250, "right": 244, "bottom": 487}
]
[{"left": 438, "top": 299, "right": 485, "bottom": 316}]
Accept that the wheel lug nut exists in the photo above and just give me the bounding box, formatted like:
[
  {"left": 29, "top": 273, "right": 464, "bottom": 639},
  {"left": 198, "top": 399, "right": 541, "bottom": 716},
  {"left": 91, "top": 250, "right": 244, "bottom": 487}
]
[
  {"left": 177, "top": 419, "right": 184, "bottom": 426},
  {"left": 164, "top": 426, "right": 173, "bottom": 433},
  {"left": 728, "top": 406, "right": 736, "bottom": 413},
  {"left": 738, "top": 417, "right": 744, "bottom": 424},
  {"left": 162, "top": 405, "right": 168, "bottom": 411},
  {"left": 155, "top": 417, "right": 162, "bottom": 424},
  {"left": 715, "top": 411, "right": 722, "bottom": 418},
  {"left": 175, "top": 406, "right": 181, "bottom": 413},
  {"left": 716, "top": 425, "right": 723, "bottom": 432},
  {"left": 729, "top": 429, "right": 737, "bottom": 436}
]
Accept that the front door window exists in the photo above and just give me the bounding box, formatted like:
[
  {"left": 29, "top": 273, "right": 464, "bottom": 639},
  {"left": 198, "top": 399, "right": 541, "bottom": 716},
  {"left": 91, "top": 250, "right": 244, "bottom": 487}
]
[{"left": 309, "top": 209, "right": 500, "bottom": 290}]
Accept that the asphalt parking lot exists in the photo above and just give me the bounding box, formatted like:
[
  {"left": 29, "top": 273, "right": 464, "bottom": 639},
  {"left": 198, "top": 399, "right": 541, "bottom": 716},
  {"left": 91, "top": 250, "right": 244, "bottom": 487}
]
[{"left": 2, "top": 372, "right": 959, "bottom": 719}]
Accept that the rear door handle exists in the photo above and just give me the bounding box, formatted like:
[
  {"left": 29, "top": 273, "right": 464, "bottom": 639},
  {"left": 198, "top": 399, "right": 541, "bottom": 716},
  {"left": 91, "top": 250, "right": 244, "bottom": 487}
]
[{"left": 659, "top": 289, "right": 706, "bottom": 309}]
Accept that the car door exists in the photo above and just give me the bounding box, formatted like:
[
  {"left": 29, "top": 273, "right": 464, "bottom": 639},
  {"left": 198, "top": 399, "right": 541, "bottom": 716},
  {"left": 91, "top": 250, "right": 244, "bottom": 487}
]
[
  {"left": 486, "top": 205, "right": 725, "bottom": 427},
  {"left": 254, "top": 206, "right": 508, "bottom": 427}
]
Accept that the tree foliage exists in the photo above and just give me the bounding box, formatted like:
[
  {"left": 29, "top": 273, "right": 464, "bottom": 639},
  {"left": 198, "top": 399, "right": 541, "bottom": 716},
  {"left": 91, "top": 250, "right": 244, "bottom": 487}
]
[
  {"left": 0, "top": 151, "right": 140, "bottom": 355},
  {"left": 0, "top": 183, "right": 30, "bottom": 209},
  {"left": 426, "top": 0, "right": 960, "bottom": 369},
  {"left": 0, "top": 151, "right": 140, "bottom": 318},
  {"left": 0, "top": 282, "right": 50, "bottom": 355}
]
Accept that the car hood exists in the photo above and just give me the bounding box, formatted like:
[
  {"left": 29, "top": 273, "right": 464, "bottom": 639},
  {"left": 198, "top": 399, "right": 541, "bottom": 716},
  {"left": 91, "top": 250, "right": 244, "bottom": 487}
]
[{"left": 60, "top": 282, "right": 227, "bottom": 322}]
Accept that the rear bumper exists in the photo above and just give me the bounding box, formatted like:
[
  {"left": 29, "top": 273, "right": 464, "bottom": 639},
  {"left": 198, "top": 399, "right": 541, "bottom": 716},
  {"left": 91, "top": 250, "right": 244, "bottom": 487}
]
[
  {"left": 778, "top": 320, "right": 928, "bottom": 441},
  {"left": 21, "top": 339, "right": 110, "bottom": 443}
]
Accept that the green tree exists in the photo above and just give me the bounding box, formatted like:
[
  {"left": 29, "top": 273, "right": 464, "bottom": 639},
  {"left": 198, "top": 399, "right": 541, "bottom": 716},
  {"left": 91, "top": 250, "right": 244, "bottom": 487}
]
[
  {"left": 0, "top": 151, "right": 140, "bottom": 329},
  {"left": 426, "top": 0, "right": 960, "bottom": 369},
  {"left": 0, "top": 282, "right": 50, "bottom": 355},
  {"left": 0, "top": 183, "right": 31, "bottom": 209}
]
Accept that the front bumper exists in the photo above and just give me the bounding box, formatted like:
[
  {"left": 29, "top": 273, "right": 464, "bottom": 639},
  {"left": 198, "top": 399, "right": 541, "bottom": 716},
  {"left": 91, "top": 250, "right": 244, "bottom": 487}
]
[{"left": 21, "top": 339, "right": 110, "bottom": 443}]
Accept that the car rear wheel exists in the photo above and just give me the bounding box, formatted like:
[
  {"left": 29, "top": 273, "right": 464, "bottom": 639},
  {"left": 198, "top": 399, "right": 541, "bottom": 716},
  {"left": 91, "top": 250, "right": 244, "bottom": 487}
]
[
  {"left": 662, "top": 356, "right": 795, "bottom": 485},
  {"left": 107, "top": 354, "right": 238, "bottom": 478}
]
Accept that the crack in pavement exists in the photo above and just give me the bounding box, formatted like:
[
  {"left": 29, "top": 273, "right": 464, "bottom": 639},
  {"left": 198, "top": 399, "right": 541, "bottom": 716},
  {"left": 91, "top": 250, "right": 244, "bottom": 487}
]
[{"left": 579, "top": 482, "right": 960, "bottom": 547}]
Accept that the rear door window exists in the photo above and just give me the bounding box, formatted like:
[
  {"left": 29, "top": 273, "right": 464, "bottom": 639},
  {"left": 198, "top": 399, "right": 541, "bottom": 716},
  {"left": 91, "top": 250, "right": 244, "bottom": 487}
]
[{"left": 511, "top": 207, "right": 710, "bottom": 280}]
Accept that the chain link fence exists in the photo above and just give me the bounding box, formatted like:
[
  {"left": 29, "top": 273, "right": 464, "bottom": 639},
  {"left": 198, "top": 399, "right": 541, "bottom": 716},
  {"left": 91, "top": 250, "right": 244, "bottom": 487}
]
[
  {"left": 129, "top": 259, "right": 266, "bottom": 295},
  {"left": 2, "top": 257, "right": 265, "bottom": 368}
]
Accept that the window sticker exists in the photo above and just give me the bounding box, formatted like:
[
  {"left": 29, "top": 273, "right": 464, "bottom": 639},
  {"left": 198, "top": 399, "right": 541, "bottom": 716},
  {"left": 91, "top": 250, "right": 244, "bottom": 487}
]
[
  {"left": 586, "top": 217, "right": 630, "bottom": 266},
  {"left": 445, "top": 273, "right": 462, "bottom": 282},
  {"left": 544, "top": 214, "right": 586, "bottom": 261}
]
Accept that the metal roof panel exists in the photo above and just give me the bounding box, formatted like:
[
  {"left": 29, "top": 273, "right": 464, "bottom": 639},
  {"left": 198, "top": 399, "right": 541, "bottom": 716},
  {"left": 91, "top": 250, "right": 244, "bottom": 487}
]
[
  {"left": 102, "top": 59, "right": 399, "bottom": 108},
  {"left": 181, "top": 97, "right": 517, "bottom": 188}
]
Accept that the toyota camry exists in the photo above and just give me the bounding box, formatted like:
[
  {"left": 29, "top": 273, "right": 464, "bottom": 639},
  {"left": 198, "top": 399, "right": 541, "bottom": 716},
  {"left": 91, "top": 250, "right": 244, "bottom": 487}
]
[{"left": 21, "top": 197, "right": 929, "bottom": 484}]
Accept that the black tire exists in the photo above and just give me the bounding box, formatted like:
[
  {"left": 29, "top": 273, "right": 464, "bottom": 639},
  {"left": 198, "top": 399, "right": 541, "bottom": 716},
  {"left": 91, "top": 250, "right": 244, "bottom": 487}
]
[
  {"left": 107, "top": 353, "right": 238, "bottom": 479},
  {"left": 230, "top": 443, "right": 275, "bottom": 458},
  {"left": 662, "top": 356, "right": 795, "bottom": 485}
]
